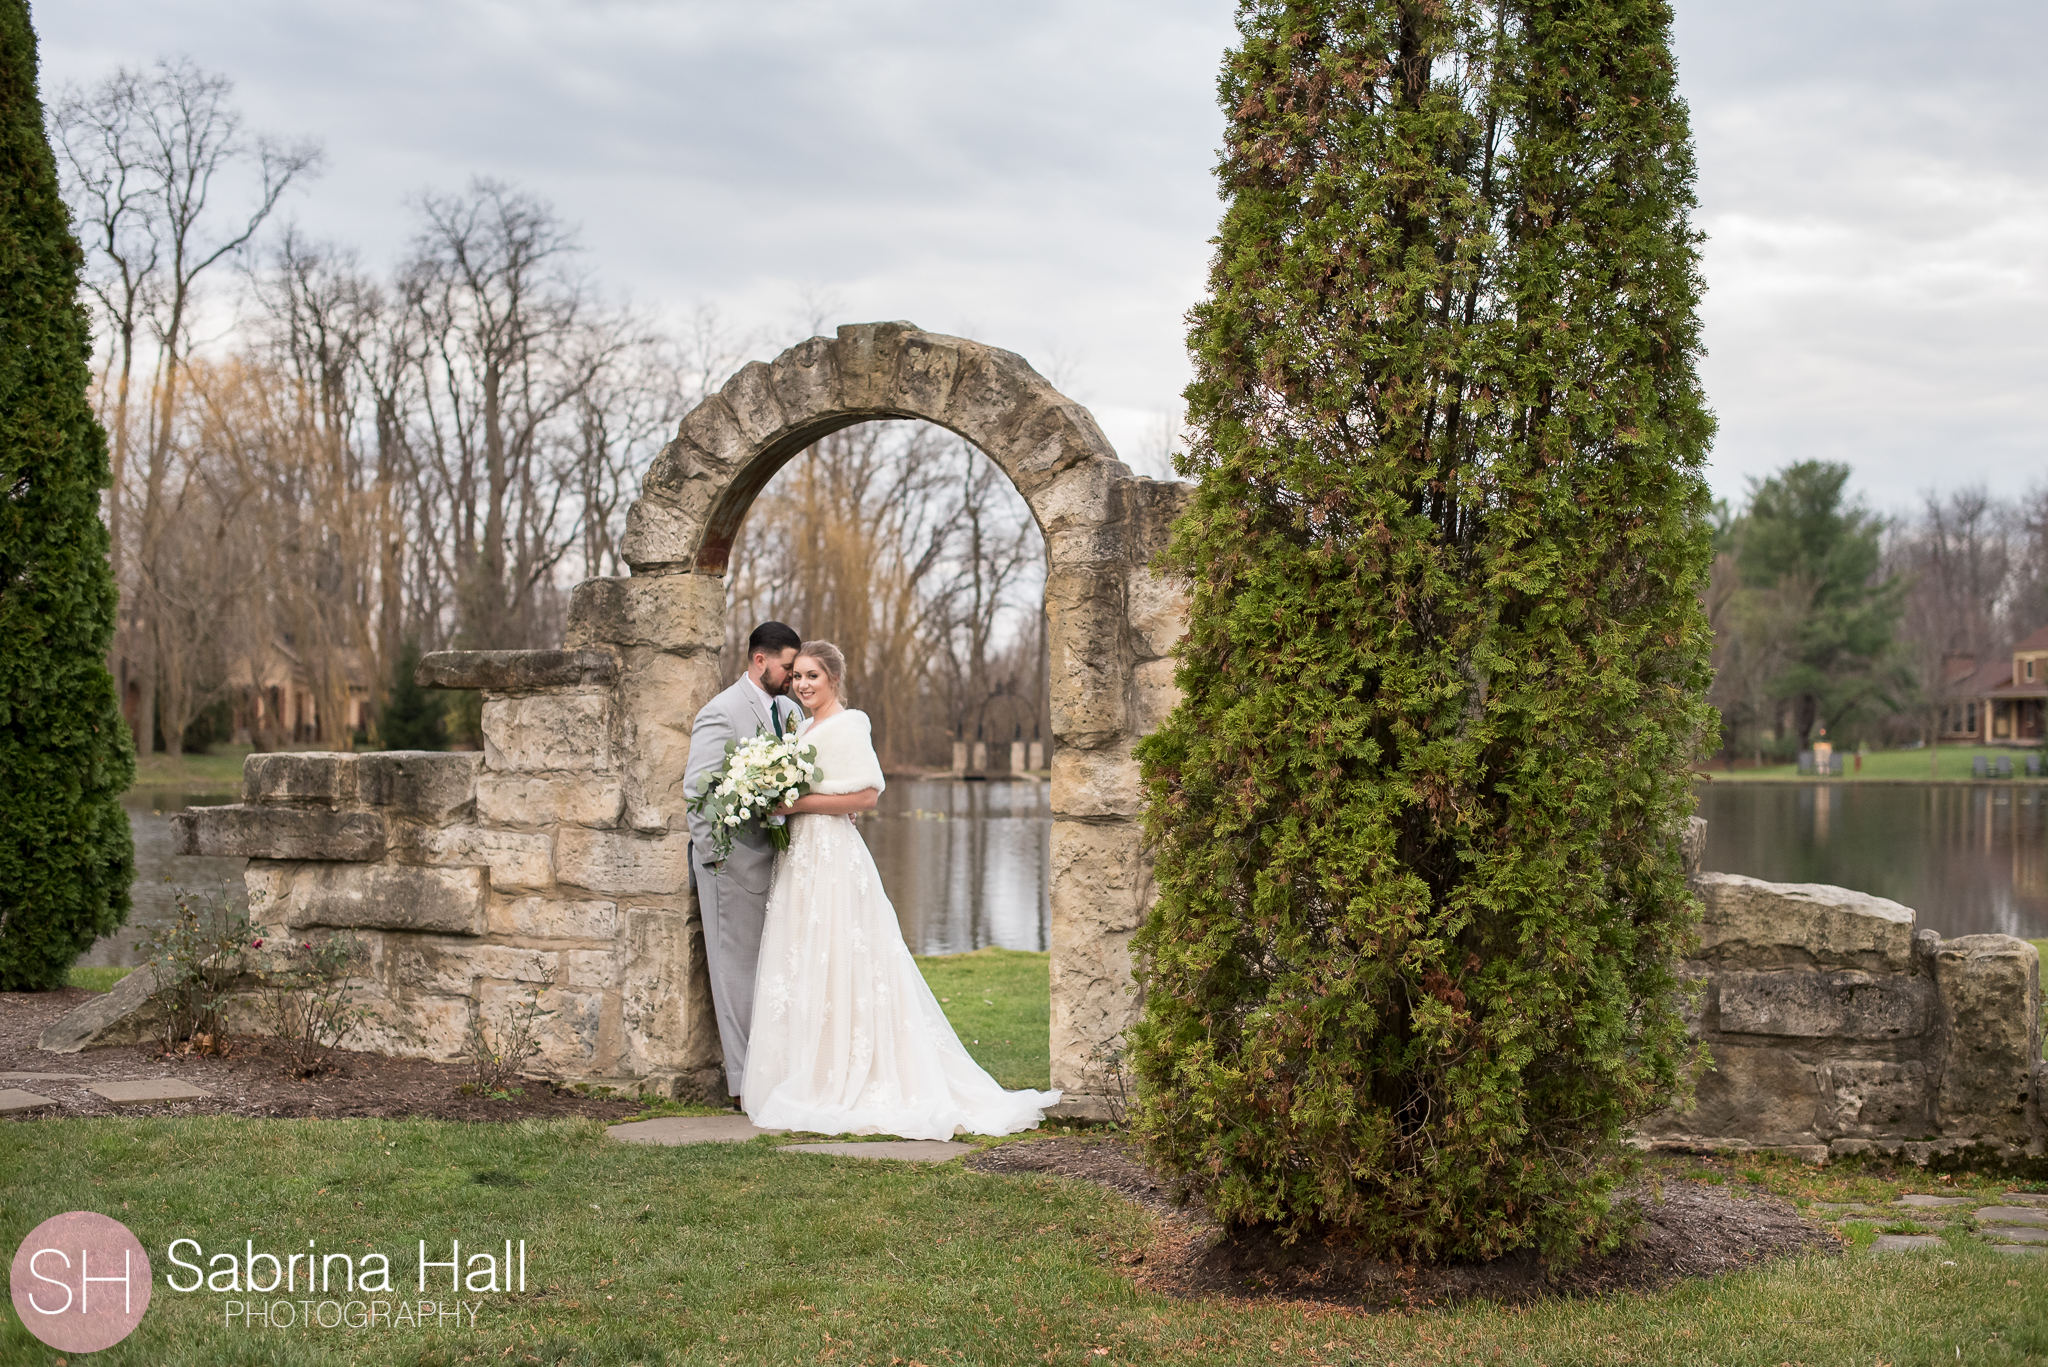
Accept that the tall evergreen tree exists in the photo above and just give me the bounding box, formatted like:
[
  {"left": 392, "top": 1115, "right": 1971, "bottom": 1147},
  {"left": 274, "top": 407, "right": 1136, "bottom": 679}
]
[
  {"left": 1734, "top": 460, "right": 1901, "bottom": 747},
  {"left": 1133, "top": 0, "right": 1715, "bottom": 1261},
  {"left": 378, "top": 640, "right": 446, "bottom": 751},
  {"left": 0, "top": 0, "right": 136, "bottom": 989}
]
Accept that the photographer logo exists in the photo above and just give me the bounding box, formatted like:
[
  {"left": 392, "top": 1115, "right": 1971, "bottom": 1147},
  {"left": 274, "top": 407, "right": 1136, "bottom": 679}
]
[{"left": 9, "top": 1211, "right": 152, "bottom": 1352}]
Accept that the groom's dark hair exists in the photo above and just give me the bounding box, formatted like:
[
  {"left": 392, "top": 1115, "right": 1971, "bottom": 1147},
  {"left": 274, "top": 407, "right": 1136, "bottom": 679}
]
[{"left": 748, "top": 621, "right": 802, "bottom": 657}]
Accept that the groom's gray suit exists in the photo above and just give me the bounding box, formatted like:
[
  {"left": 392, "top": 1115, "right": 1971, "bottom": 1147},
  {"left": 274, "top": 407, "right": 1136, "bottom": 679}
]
[{"left": 684, "top": 676, "right": 800, "bottom": 1098}]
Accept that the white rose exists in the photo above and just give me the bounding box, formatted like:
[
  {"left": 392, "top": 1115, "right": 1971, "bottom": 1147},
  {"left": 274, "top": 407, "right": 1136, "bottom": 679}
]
[{"left": 784, "top": 789, "right": 798, "bottom": 803}]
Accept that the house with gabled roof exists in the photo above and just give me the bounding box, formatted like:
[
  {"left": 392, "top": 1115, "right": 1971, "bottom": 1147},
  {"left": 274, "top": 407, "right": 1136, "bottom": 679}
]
[{"left": 1938, "top": 624, "right": 2048, "bottom": 745}]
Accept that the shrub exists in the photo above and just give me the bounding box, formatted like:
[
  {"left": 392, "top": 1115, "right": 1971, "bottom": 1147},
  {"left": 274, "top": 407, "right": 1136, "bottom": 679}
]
[
  {"left": 256, "top": 932, "right": 373, "bottom": 1077},
  {"left": 1132, "top": 0, "right": 1715, "bottom": 1262},
  {"left": 459, "top": 976, "right": 554, "bottom": 1098},
  {"left": 139, "top": 882, "right": 249, "bottom": 1054},
  {"left": 0, "top": 0, "right": 136, "bottom": 989}
]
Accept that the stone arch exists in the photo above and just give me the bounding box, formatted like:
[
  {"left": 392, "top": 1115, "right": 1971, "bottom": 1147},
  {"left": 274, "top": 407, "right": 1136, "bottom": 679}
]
[
  {"left": 600, "top": 322, "right": 1191, "bottom": 1106},
  {"left": 149, "top": 323, "right": 1184, "bottom": 1111}
]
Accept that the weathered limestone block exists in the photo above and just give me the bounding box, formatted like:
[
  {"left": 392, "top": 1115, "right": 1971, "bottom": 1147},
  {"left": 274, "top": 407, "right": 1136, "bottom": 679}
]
[
  {"left": 1045, "top": 569, "right": 1128, "bottom": 745},
  {"left": 391, "top": 824, "right": 554, "bottom": 891},
  {"left": 476, "top": 774, "right": 625, "bottom": 829},
  {"left": 1934, "top": 934, "right": 2041, "bottom": 1141},
  {"left": 357, "top": 752, "right": 481, "bottom": 824},
  {"left": 1049, "top": 818, "right": 1148, "bottom": 1093},
  {"left": 617, "top": 646, "right": 726, "bottom": 821},
  {"left": 884, "top": 330, "right": 965, "bottom": 425},
  {"left": 349, "top": 991, "right": 471, "bottom": 1062},
  {"left": 172, "top": 805, "right": 385, "bottom": 862},
  {"left": 766, "top": 335, "right": 844, "bottom": 431},
  {"left": 554, "top": 827, "right": 695, "bottom": 897},
  {"left": 482, "top": 693, "right": 612, "bottom": 773},
  {"left": 621, "top": 494, "right": 700, "bottom": 571},
  {"left": 481, "top": 980, "right": 603, "bottom": 1072},
  {"left": 616, "top": 904, "right": 722, "bottom": 1085},
  {"left": 395, "top": 939, "right": 560, "bottom": 996},
  {"left": 415, "top": 648, "right": 617, "bottom": 693},
  {"left": 1129, "top": 658, "right": 1181, "bottom": 736},
  {"left": 1672, "top": 1042, "right": 1822, "bottom": 1145},
  {"left": 285, "top": 864, "right": 488, "bottom": 935},
  {"left": 1693, "top": 873, "right": 1916, "bottom": 973},
  {"left": 720, "top": 359, "right": 793, "bottom": 453},
  {"left": 38, "top": 964, "right": 164, "bottom": 1052},
  {"left": 1039, "top": 461, "right": 1136, "bottom": 569},
  {"left": 1716, "top": 969, "right": 1935, "bottom": 1041},
  {"left": 1051, "top": 743, "right": 1143, "bottom": 819},
  {"left": 1126, "top": 567, "right": 1189, "bottom": 663},
  {"left": 487, "top": 896, "right": 619, "bottom": 941},
  {"left": 562, "top": 946, "right": 620, "bottom": 990},
  {"left": 565, "top": 573, "right": 725, "bottom": 650},
  {"left": 244, "top": 752, "right": 358, "bottom": 806},
  {"left": 1819, "top": 1059, "right": 1932, "bottom": 1137}
]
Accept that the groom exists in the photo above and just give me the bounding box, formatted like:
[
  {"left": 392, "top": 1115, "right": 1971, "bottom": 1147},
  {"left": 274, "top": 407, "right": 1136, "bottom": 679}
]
[{"left": 684, "top": 621, "right": 804, "bottom": 1102}]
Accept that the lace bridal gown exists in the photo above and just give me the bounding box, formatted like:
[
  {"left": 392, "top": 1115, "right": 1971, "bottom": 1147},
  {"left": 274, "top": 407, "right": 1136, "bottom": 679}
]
[{"left": 742, "top": 709, "right": 1061, "bottom": 1139}]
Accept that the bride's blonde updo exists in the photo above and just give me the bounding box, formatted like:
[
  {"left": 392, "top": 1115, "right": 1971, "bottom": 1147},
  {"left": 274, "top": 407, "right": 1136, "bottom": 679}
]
[{"left": 797, "top": 641, "right": 847, "bottom": 702}]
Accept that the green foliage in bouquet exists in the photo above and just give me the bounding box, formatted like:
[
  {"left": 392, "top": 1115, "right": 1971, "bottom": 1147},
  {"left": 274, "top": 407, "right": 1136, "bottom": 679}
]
[
  {"left": 1132, "top": 0, "right": 1716, "bottom": 1262},
  {"left": 688, "top": 731, "right": 819, "bottom": 860},
  {"left": 0, "top": 0, "right": 136, "bottom": 990}
]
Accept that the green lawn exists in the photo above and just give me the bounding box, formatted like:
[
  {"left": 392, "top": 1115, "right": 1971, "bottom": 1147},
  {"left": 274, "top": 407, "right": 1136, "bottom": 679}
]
[
  {"left": 129, "top": 745, "right": 253, "bottom": 792},
  {"left": 915, "top": 947, "right": 1051, "bottom": 1090},
  {"left": 1702, "top": 745, "right": 2045, "bottom": 783},
  {"left": 2, "top": 1120, "right": 2045, "bottom": 1366}
]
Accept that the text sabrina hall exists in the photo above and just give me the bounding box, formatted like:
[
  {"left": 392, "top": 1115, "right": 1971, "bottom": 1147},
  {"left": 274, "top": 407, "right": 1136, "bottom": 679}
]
[{"left": 163, "top": 1237, "right": 527, "bottom": 1330}]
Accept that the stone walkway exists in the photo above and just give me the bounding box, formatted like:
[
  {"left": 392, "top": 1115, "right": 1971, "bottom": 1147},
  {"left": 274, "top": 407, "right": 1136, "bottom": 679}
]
[
  {"left": 1809, "top": 1191, "right": 2048, "bottom": 1255},
  {"left": 605, "top": 1114, "right": 971, "bottom": 1162}
]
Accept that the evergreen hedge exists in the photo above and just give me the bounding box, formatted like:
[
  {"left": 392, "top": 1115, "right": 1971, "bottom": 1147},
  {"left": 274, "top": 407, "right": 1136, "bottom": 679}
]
[
  {"left": 1133, "top": 0, "right": 1715, "bottom": 1261},
  {"left": 0, "top": 0, "right": 136, "bottom": 989}
]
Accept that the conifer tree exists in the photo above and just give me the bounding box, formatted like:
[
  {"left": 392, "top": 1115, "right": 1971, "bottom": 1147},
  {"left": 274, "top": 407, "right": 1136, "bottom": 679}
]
[
  {"left": 1134, "top": 0, "right": 1715, "bottom": 1260},
  {"left": 0, "top": 0, "right": 137, "bottom": 989},
  {"left": 378, "top": 641, "right": 446, "bottom": 751}
]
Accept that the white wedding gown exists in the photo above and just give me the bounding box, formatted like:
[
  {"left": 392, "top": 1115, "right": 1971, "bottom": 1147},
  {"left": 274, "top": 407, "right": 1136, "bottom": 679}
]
[{"left": 742, "top": 709, "right": 1061, "bottom": 1139}]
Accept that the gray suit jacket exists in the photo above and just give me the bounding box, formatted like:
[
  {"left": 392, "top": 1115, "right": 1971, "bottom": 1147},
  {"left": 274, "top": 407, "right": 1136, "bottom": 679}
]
[{"left": 683, "top": 677, "right": 800, "bottom": 891}]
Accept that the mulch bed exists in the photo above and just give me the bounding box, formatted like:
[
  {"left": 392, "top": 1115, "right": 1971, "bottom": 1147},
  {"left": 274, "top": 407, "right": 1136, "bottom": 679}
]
[
  {"left": 968, "top": 1137, "right": 1837, "bottom": 1309},
  {"left": 0, "top": 989, "right": 643, "bottom": 1123}
]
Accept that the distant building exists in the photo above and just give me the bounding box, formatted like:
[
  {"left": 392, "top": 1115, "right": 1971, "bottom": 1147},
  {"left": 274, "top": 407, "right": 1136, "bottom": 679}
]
[
  {"left": 224, "top": 641, "right": 373, "bottom": 747},
  {"left": 1939, "top": 624, "right": 2048, "bottom": 745}
]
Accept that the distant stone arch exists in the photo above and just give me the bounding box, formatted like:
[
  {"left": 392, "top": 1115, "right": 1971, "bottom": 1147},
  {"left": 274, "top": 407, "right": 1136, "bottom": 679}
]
[{"left": 598, "top": 322, "right": 1190, "bottom": 1106}]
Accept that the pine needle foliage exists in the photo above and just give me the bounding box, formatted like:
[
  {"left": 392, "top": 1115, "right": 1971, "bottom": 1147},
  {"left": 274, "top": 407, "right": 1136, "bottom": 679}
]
[
  {"left": 1132, "top": 0, "right": 1715, "bottom": 1262},
  {"left": 0, "top": 0, "right": 136, "bottom": 989}
]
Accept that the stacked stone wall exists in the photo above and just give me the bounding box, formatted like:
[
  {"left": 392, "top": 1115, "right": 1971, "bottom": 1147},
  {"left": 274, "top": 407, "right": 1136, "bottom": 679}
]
[
  {"left": 1643, "top": 870, "right": 2047, "bottom": 1163},
  {"left": 67, "top": 322, "right": 1195, "bottom": 1111}
]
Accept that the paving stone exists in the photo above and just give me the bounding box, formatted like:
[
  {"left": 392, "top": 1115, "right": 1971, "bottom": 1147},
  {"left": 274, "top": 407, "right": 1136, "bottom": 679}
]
[
  {"left": 777, "top": 1141, "right": 974, "bottom": 1163},
  {"left": 1872, "top": 1234, "right": 1948, "bottom": 1252},
  {"left": 85, "top": 1079, "right": 213, "bottom": 1106},
  {"left": 1975, "top": 1207, "right": 2048, "bottom": 1226},
  {"left": 0, "top": 1072, "right": 92, "bottom": 1081},
  {"left": 1994, "top": 1245, "right": 2048, "bottom": 1256},
  {"left": 1980, "top": 1226, "right": 2048, "bottom": 1245},
  {"left": 1896, "top": 1194, "right": 1975, "bottom": 1207},
  {"left": 2001, "top": 1192, "right": 2048, "bottom": 1207},
  {"left": 0, "top": 1089, "right": 58, "bottom": 1114},
  {"left": 606, "top": 1115, "right": 772, "bottom": 1146}
]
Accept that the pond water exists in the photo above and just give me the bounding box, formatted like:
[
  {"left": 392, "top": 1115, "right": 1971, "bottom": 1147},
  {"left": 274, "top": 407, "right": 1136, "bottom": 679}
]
[
  {"left": 1694, "top": 781, "right": 2048, "bottom": 942},
  {"left": 95, "top": 776, "right": 1051, "bottom": 967}
]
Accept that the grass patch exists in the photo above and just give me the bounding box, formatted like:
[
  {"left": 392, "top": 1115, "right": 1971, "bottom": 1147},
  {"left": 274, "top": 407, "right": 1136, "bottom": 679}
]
[
  {"left": 65, "top": 963, "right": 136, "bottom": 992},
  {"left": 3, "top": 1121, "right": 2047, "bottom": 1364},
  {"left": 1701, "top": 745, "right": 2047, "bottom": 783},
  {"left": 915, "top": 947, "right": 1051, "bottom": 1090},
  {"left": 128, "top": 746, "right": 254, "bottom": 792}
]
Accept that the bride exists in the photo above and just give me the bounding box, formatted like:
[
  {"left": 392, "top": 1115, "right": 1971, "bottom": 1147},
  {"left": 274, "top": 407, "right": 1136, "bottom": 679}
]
[{"left": 741, "top": 641, "right": 1061, "bottom": 1139}]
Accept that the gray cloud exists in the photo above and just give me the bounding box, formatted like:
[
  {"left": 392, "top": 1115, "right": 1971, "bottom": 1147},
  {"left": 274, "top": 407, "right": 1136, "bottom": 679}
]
[{"left": 38, "top": 1, "right": 2044, "bottom": 505}]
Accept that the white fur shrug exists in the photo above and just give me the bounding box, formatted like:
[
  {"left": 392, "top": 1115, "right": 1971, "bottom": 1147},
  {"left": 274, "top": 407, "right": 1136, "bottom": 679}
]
[{"left": 801, "top": 710, "right": 886, "bottom": 795}]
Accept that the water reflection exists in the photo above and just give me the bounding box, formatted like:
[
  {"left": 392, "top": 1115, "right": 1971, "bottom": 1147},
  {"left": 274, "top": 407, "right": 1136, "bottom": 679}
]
[
  {"left": 1695, "top": 781, "right": 2048, "bottom": 941},
  {"left": 101, "top": 777, "right": 1049, "bottom": 967},
  {"left": 863, "top": 778, "right": 1050, "bottom": 955},
  {"left": 80, "top": 790, "right": 245, "bottom": 968}
]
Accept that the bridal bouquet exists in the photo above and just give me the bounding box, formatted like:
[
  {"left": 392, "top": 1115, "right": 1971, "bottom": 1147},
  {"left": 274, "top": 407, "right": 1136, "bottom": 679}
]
[{"left": 688, "top": 730, "right": 819, "bottom": 860}]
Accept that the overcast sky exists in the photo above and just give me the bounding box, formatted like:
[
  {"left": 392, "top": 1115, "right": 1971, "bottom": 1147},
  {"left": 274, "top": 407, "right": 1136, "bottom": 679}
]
[{"left": 35, "top": 1, "right": 2047, "bottom": 512}]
